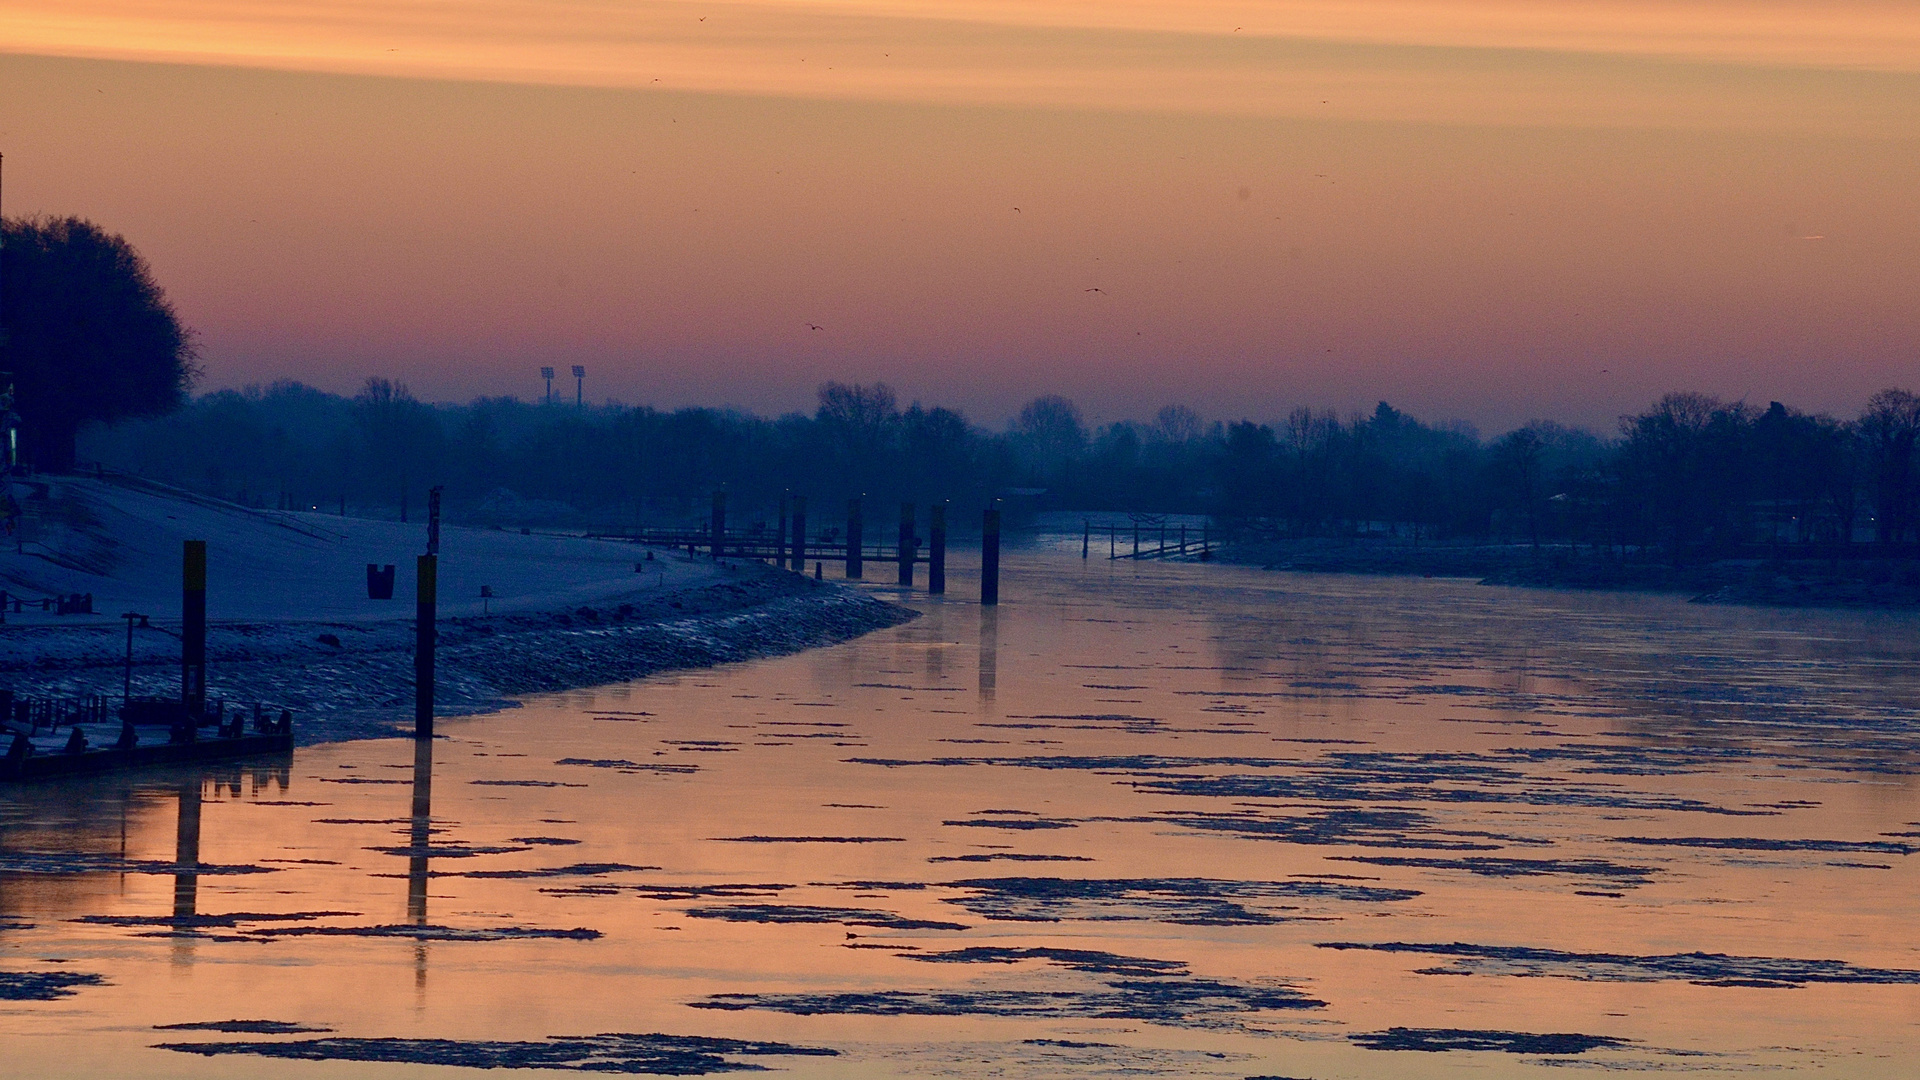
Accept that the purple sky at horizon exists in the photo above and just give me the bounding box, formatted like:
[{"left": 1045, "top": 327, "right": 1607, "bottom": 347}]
[{"left": 1, "top": 1, "right": 1914, "bottom": 433}]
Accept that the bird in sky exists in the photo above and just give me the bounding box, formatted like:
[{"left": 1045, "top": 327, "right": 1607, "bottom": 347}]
[
  {"left": 1085, "top": 287, "right": 1105, "bottom": 294},
  {"left": 806, "top": 323, "right": 824, "bottom": 331}
]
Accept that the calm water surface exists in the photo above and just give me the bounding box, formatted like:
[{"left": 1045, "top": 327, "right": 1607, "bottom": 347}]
[{"left": 4, "top": 552, "right": 1920, "bottom": 1077}]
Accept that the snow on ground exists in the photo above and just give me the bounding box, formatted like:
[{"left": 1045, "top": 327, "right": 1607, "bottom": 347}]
[
  {"left": 0, "top": 475, "right": 915, "bottom": 745},
  {"left": 0, "top": 474, "right": 715, "bottom": 626}
]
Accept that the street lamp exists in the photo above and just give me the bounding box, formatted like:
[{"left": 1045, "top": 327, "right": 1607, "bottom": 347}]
[
  {"left": 572, "top": 366, "right": 586, "bottom": 408},
  {"left": 539, "top": 366, "right": 555, "bottom": 404}
]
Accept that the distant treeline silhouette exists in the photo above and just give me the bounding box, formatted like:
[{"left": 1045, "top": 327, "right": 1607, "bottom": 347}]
[{"left": 80, "top": 379, "right": 1920, "bottom": 558}]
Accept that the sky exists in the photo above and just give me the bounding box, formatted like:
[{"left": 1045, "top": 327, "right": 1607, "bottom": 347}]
[{"left": 1, "top": 0, "right": 1915, "bottom": 432}]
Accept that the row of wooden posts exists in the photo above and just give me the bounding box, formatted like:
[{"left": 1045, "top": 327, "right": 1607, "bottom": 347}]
[
  {"left": 413, "top": 493, "right": 1005, "bottom": 741},
  {"left": 698, "top": 493, "right": 1002, "bottom": 603}
]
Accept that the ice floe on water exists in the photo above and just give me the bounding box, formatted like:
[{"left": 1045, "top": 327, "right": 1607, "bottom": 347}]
[{"left": 6, "top": 553, "right": 1920, "bottom": 1076}]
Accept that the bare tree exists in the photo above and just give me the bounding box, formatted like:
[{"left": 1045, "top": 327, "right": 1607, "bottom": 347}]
[{"left": 1859, "top": 388, "right": 1920, "bottom": 544}]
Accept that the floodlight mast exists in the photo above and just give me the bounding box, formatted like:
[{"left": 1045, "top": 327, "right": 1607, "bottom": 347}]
[
  {"left": 540, "top": 366, "right": 555, "bottom": 404},
  {"left": 572, "top": 365, "right": 585, "bottom": 407}
]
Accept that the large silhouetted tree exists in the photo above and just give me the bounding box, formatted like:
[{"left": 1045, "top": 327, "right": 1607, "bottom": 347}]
[{"left": 0, "top": 217, "right": 197, "bottom": 471}]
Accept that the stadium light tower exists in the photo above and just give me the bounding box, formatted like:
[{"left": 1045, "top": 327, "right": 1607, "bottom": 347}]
[
  {"left": 540, "top": 366, "right": 555, "bottom": 404},
  {"left": 572, "top": 365, "right": 586, "bottom": 407}
]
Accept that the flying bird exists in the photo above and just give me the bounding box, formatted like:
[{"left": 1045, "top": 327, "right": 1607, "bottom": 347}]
[
  {"left": 1085, "top": 287, "right": 1105, "bottom": 294},
  {"left": 806, "top": 323, "right": 824, "bottom": 331}
]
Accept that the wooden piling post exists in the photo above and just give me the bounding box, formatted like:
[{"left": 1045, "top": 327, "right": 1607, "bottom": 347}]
[
  {"left": 776, "top": 494, "right": 789, "bottom": 569},
  {"left": 898, "top": 502, "right": 916, "bottom": 587},
  {"left": 791, "top": 496, "right": 808, "bottom": 571},
  {"left": 846, "top": 497, "right": 863, "bottom": 578},
  {"left": 182, "top": 541, "right": 206, "bottom": 715},
  {"left": 1082, "top": 520, "right": 1089, "bottom": 559},
  {"left": 929, "top": 503, "right": 946, "bottom": 594},
  {"left": 1109, "top": 526, "right": 1115, "bottom": 559},
  {"left": 710, "top": 490, "right": 727, "bottom": 560},
  {"left": 981, "top": 506, "right": 1001, "bottom": 606},
  {"left": 415, "top": 554, "right": 436, "bottom": 739}
]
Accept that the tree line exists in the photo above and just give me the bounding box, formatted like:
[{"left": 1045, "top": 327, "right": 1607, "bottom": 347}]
[
  {"left": 79, "top": 378, "right": 1920, "bottom": 559},
  {"left": 11, "top": 213, "right": 1917, "bottom": 560}
]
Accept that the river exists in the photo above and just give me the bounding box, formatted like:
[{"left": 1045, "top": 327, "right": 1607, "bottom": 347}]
[{"left": 4, "top": 549, "right": 1919, "bottom": 1078}]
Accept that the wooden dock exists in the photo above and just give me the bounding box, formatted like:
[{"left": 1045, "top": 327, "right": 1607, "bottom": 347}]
[
  {"left": 2, "top": 728, "right": 294, "bottom": 781},
  {"left": 1091, "top": 520, "right": 1214, "bottom": 561},
  {"left": 3, "top": 692, "right": 296, "bottom": 782}
]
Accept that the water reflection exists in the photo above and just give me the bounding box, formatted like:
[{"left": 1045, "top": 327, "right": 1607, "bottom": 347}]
[
  {"left": 3, "top": 557, "right": 1920, "bottom": 1079},
  {"left": 171, "top": 780, "right": 200, "bottom": 968},
  {"left": 408, "top": 734, "right": 434, "bottom": 996},
  {"left": 977, "top": 605, "right": 998, "bottom": 710}
]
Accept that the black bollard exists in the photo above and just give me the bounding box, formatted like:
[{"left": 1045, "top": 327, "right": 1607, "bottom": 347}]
[
  {"left": 791, "top": 496, "right": 808, "bottom": 572},
  {"left": 981, "top": 506, "right": 1001, "bottom": 606},
  {"left": 415, "top": 554, "right": 436, "bottom": 739},
  {"left": 898, "top": 502, "right": 916, "bottom": 588},
  {"left": 182, "top": 541, "right": 206, "bottom": 716},
  {"left": 710, "top": 490, "right": 727, "bottom": 560},
  {"left": 929, "top": 503, "right": 946, "bottom": 595},
  {"left": 846, "top": 497, "right": 863, "bottom": 578}
]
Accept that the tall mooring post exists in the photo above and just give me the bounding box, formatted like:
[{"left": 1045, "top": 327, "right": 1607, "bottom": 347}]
[
  {"left": 981, "top": 505, "right": 1001, "bottom": 606},
  {"left": 710, "top": 490, "right": 727, "bottom": 560},
  {"left": 776, "top": 494, "right": 789, "bottom": 568},
  {"left": 415, "top": 554, "right": 436, "bottom": 739},
  {"left": 928, "top": 503, "right": 947, "bottom": 594},
  {"left": 790, "top": 496, "right": 808, "bottom": 571},
  {"left": 181, "top": 541, "right": 206, "bottom": 715},
  {"left": 846, "top": 498, "right": 863, "bottom": 578},
  {"left": 898, "top": 502, "right": 916, "bottom": 587}
]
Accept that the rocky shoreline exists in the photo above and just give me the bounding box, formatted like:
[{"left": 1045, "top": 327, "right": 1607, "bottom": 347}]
[{"left": 1, "top": 565, "right": 918, "bottom": 745}]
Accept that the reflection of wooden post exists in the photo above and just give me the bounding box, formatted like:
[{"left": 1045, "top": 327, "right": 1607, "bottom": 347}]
[
  {"left": 710, "top": 491, "right": 727, "bottom": 560},
  {"left": 790, "top": 496, "right": 808, "bottom": 571},
  {"left": 174, "top": 781, "right": 201, "bottom": 920},
  {"left": 846, "top": 498, "right": 863, "bottom": 579},
  {"left": 898, "top": 503, "right": 915, "bottom": 587},
  {"left": 981, "top": 507, "right": 1001, "bottom": 606},
  {"left": 408, "top": 735, "right": 433, "bottom": 925},
  {"left": 928, "top": 503, "right": 946, "bottom": 595},
  {"left": 415, "top": 555, "right": 436, "bottom": 739},
  {"left": 182, "top": 541, "right": 206, "bottom": 715}
]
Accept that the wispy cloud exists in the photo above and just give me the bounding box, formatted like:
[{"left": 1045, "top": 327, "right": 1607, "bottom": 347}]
[{"left": 3, "top": 0, "right": 1917, "bottom": 130}]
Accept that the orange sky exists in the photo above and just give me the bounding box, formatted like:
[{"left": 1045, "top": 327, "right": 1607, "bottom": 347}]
[{"left": 1, "top": 1, "right": 1916, "bottom": 429}]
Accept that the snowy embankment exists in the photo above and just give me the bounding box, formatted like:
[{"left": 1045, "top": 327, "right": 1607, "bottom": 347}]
[{"left": 0, "top": 475, "right": 916, "bottom": 744}]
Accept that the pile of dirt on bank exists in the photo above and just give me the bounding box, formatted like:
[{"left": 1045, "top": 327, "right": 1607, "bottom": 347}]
[{"left": 1222, "top": 538, "right": 1920, "bottom": 610}]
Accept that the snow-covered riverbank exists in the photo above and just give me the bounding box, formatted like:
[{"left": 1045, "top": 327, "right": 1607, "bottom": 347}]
[{"left": 0, "top": 475, "right": 916, "bottom": 743}]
